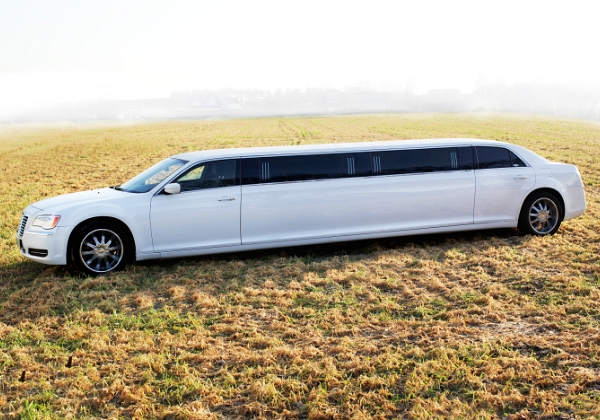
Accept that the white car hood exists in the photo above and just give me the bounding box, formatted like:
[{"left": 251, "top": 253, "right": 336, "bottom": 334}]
[{"left": 31, "top": 188, "right": 129, "bottom": 212}]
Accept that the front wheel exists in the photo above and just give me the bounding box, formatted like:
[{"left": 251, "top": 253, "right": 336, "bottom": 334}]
[
  {"left": 69, "top": 221, "right": 132, "bottom": 275},
  {"left": 518, "top": 192, "right": 563, "bottom": 236}
]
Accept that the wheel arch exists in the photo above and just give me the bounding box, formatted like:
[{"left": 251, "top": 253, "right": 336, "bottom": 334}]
[
  {"left": 66, "top": 216, "right": 137, "bottom": 264},
  {"left": 522, "top": 187, "right": 565, "bottom": 218}
]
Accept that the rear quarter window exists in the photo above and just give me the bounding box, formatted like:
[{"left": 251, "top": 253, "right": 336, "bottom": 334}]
[{"left": 476, "top": 146, "right": 528, "bottom": 169}]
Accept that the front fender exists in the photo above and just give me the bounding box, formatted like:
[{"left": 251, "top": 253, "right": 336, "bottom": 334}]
[{"left": 57, "top": 195, "right": 154, "bottom": 258}]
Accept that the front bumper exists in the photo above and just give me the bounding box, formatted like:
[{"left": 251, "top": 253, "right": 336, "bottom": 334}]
[{"left": 17, "top": 225, "right": 70, "bottom": 266}]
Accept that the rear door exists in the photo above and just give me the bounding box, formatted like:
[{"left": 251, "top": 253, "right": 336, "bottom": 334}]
[{"left": 473, "top": 146, "right": 535, "bottom": 224}]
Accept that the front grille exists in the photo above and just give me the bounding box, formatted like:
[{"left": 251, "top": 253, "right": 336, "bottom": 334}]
[{"left": 18, "top": 215, "right": 28, "bottom": 237}]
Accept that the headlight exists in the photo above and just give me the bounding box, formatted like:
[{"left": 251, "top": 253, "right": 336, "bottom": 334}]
[{"left": 32, "top": 215, "right": 61, "bottom": 230}]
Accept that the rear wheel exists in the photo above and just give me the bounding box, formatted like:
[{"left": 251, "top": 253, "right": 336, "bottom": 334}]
[
  {"left": 518, "top": 192, "right": 563, "bottom": 236},
  {"left": 70, "top": 221, "right": 131, "bottom": 275}
]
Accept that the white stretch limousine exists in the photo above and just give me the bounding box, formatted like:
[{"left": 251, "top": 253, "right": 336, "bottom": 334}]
[{"left": 18, "top": 139, "right": 586, "bottom": 274}]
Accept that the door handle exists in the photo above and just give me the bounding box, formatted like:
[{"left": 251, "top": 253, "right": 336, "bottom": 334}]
[
  {"left": 513, "top": 175, "right": 528, "bottom": 180},
  {"left": 218, "top": 196, "right": 236, "bottom": 201}
]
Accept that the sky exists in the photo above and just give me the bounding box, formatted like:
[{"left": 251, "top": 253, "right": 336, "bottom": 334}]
[{"left": 1, "top": 0, "right": 599, "bottom": 111}]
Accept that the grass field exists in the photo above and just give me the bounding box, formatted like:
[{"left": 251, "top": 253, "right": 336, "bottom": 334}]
[{"left": 0, "top": 114, "right": 599, "bottom": 419}]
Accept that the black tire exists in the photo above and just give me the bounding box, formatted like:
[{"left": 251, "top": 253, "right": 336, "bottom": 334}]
[
  {"left": 518, "top": 191, "right": 563, "bottom": 236},
  {"left": 69, "top": 221, "right": 132, "bottom": 275}
]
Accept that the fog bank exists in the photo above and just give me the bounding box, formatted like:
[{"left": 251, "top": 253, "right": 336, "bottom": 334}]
[{"left": 2, "top": 81, "right": 600, "bottom": 124}]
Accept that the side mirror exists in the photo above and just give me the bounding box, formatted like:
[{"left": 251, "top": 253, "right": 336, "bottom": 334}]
[{"left": 163, "top": 183, "right": 181, "bottom": 195}]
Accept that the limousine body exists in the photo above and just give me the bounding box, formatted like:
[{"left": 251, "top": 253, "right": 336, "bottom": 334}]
[{"left": 17, "top": 139, "right": 586, "bottom": 274}]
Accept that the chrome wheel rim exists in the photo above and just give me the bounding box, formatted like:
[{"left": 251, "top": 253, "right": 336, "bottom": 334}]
[
  {"left": 79, "top": 229, "right": 124, "bottom": 273},
  {"left": 528, "top": 198, "right": 559, "bottom": 235}
]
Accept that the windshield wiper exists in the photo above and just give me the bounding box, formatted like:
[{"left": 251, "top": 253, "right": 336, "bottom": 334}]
[{"left": 110, "top": 185, "right": 124, "bottom": 191}]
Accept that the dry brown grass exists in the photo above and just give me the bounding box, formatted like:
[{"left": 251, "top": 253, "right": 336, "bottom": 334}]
[{"left": 0, "top": 114, "right": 599, "bottom": 419}]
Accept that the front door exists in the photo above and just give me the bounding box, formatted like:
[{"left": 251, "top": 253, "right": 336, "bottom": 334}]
[{"left": 150, "top": 159, "right": 241, "bottom": 252}]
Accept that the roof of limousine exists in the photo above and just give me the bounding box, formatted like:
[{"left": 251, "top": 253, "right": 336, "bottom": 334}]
[{"left": 171, "top": 138, "right": 539, "bottom": 162}]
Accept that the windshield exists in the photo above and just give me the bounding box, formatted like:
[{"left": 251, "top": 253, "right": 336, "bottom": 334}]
[{"left": 118, "top": 158, "right": 187, "bottom": 193}]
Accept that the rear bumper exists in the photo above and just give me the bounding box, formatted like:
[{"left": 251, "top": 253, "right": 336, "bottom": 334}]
[{"left": 564, "top": 186, "right": 586, "bottom": 221}]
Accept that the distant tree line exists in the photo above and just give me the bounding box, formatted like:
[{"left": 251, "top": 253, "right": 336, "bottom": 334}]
[{"left": 3, "top": 82, "right": 600, "bottom": 123}]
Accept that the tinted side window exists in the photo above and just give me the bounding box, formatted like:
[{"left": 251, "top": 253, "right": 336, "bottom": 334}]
[
  {"left": 243, "top": 153, "right": 369, "bottom": 184},
  {"left": 509, "top": 151, "right": 527, "bottom": 167},
  {"left": 241, "top": 158, "right": 260, "bottom": 185},
  {"left": 175, "top": 159, "right": 239, "bottom": 192},
  {"left": 270, "top": 153, "right": 353, "bottom": 182},
  {"left": 476, "top": 146, "right": 511, "bottom": 169},
  {"left": 457, "top": 146, "right": 474, "bottom": 170},
  {"left": 355, "top": 152, "right": 373, "bottom": 177},
  {"left": 373, "top": 147, "right": 461, "bottom": 175}
]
